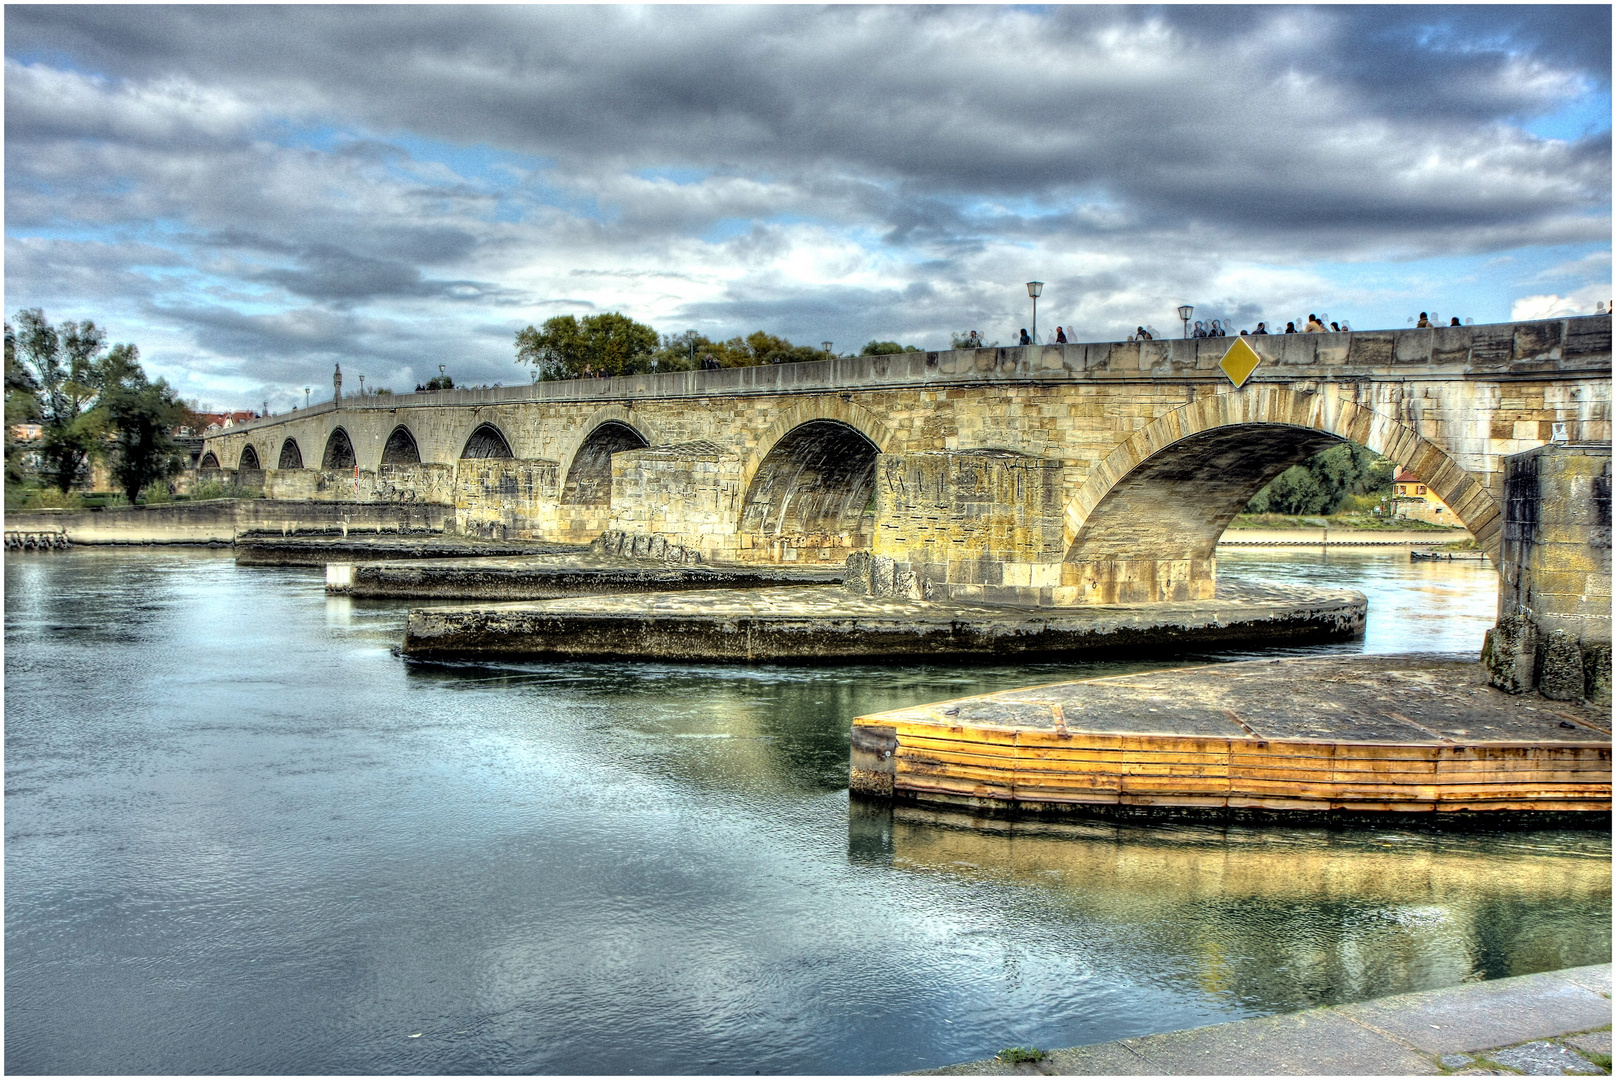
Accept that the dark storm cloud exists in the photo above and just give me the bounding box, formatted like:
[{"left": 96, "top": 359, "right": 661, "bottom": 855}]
[
  {"left": 8, "top": 7, "right": 1608, "bottom": 224},
  {"left": 3, "top": 5, "right": 1609, "bottom": 399}
]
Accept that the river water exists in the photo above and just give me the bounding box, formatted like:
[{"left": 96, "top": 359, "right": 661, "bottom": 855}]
[{"left": 5, "top": 547, "right": 1609, "bottom": 1074}]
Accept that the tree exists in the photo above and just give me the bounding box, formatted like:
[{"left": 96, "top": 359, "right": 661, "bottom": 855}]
[
  {"left": 861, "top": 340, "right": 920, "bottom": 356},
  {"left": 516, "top": 312, "right": 659, "bottom": 380},
  {"left": 100, "top": 344, "right": 188, "bottom": 504},
  {"left": 5, "top": 320, "right": 41, "bottom": 490},
  {"left": 1245, "top": 442, "right": 1396, "bottom": 515},
  {"left": 424, "top": 375, "right": 455, "bottom": 390},
  {"left": 8, "top": 309, "right": 117, "bottom": 492}
]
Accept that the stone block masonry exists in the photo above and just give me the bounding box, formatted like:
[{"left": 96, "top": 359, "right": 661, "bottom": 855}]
[
  {"left": 1484, "top": 442, "right": 1612, "bottom": 704},
  {"left": 200, "top": 317, "right": 1610, "bottom": 605}
]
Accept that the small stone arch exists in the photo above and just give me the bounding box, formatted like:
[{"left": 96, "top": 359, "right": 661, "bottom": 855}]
[
  {"left": 461, "top": 423, "right": 513, "bottom": 459},
  {"left": 738, "top": 419, "right": 882, "bottom": 553},
  {"left": 1061, "top": 386, "right": 1502, "bottom": 600},
  {"left": 238, "top": 444, "right": 260, "bottom": 470},
  {"left": 278, "top": 438, "right": 304, "bottom": 470},
  {"left": 381, "top": 425, "right": 421, "bottom": 465},
  {"left": 562, "top": 419, "right": 650, "bottom": 504},
  {"left": 322, "top": 427, "right": 356, "bottom": 470},
  {"left": 199, "top": 451, "right": 220, "bottom": 469}
]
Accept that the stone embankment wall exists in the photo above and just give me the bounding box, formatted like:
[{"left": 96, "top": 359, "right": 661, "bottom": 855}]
[
  {"left": 1483, "top": 443, "right": 1612, "bottom": 704},
  {"left": 196, "top": 317, "right": 1608, "bottom": 603},
  {"left": 11, "top": 499, "right": 450, "bottom": 544}
]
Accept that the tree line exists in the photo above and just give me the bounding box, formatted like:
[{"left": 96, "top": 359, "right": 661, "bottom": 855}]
[
  {"left": 514, "top": 313, "right": 918, "bottom": 381},
  {"left": 6, "top": 309, "right": 190, "bottom": 505}
]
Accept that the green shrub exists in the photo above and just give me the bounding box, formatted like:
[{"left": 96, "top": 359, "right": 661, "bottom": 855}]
[
  {"left": 997, "top": 1047, "right": 1047, "bottom": 1064},
  {"left": 189, "top": 479, "right": 263, "bottom": 501}
]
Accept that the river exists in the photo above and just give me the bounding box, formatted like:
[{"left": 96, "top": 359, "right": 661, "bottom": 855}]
[{"left": 4, "top": 547, "right": 1608, "bottom": 1074}]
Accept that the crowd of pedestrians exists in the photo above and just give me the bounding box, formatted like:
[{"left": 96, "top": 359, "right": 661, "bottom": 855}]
[{"left": 965, "top": 306, "right": 1493, "bottom": 350}]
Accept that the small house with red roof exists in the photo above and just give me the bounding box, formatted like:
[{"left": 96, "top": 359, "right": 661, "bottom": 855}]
[{"left": 1391, "top": 468, "right": 1458, "bottom": 525}]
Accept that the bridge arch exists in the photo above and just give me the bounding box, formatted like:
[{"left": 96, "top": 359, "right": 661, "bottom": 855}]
[
  {"left": 460, "top": 423, "right": 513, "bottom": 459},
  {"left": 322, "top": 427, "right": 356, "bottom": 470},
  {"left": 381, "top": 425, "right": 421, "bottom": 465},
  {"left": 738, "top": 397, "right": 896, "bottom": 501},
  {"left": 1062, "top": 386, "right": 1503, "bottom": 600},
  {"left": 277, "top": 438, "right": 304, "bottom": 470},
  {"left": 561, "top": 413, "right": 651, "bottom": 504},
  {"left": 199, "top": 451, "right": 220, "bottom": 469},
  {"left": 238, "top": 444, "right": 261, "bottom": 470},
  {"left": 739, "top": 418, "right": 883, "bottom": 558}
]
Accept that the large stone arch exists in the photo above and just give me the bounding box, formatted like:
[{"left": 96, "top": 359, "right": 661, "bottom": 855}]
[
  {"left": 237, "top": 444, "right": 261, "bottom": 470},
  {"left": 381, "top": 424, "right": 421, "bottom": 465},
  {"left": 322, "top": 427, "right": 356, "bottom": 470},
  {"left": 460, "top": 422, "right": 513, "bottom": 459},
  {"left": 277, "top": 438, "right": 304, "bottom": 470},
  {"left": 561, "top": 410, "right": 652, "bottom": 505},
  {"left": 199, "top": 451, "right": 220, "bottom": 469},
  {"left": 1061, "top": 386, "right": 1503, "bottom": 602}
]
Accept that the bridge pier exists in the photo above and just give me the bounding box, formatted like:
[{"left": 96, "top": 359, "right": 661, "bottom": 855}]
[{"left": 1483, "top": 442, "right": 1612, "bottom": 705}]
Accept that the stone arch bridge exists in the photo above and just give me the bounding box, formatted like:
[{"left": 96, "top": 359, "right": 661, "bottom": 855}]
[{"left": 202, "top": 316, "right": 1611, "bottom": 605}]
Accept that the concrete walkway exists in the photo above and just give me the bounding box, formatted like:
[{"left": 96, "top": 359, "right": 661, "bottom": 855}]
[{"left": 921, "top": 963, "right": 1611, "bottom": 1075}]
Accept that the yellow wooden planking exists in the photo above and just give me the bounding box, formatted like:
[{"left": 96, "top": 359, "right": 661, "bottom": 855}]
[{"left": 883, "top": 716, "right": 1610, "bottom": 813}]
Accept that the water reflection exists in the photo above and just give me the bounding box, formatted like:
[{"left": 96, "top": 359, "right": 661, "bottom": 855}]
[
  {"left": 4, "top": 547, "right": 1604, "bottom": 1076},
  {"left": 1218, "top": 547, "right": 1498, "bottom": 655},
  {"left": 851, "top": 802, "right": 1610, "bottom": 1012}
]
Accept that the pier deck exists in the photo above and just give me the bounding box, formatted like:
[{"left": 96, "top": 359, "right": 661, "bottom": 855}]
[
  {"left": 329, "top": 552, "right": 841, "bottom": 599},
  {"left": 400, "top": 582, "right": 1366, "bottom": 663},
  {"left": 850, "top": 655, "right": 1611, "bottom": 819}
]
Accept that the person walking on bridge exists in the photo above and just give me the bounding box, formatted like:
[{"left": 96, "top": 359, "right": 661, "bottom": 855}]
[{"left": 1019, "top": 328, "right": 1032, "bottom": 346}]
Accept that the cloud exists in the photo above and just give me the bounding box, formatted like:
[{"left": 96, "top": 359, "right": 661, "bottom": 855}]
[
  {"left": 1512, "top": 289, "right": 1608, "bottom": 321},
  {"left": 4, "top": 6, "right": 1609, "bottom": 406}
]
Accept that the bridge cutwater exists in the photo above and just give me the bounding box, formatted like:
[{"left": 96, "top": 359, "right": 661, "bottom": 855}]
[{"left": 200, "top": 316, "right": 1611, "bottom": 607}]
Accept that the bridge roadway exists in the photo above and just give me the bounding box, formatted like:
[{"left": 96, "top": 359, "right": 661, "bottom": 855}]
[{"left": 200, "top": 316, "right": 1611, "bottom": 606}]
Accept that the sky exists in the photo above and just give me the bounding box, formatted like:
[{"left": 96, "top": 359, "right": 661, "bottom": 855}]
[{"left": 5, "top": 5, "right": 1611, "bottom": 412}]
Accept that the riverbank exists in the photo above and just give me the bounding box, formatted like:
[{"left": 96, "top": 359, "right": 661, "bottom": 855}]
[
  {"left": 920, "top": 962, "right": 1612, "bottom": 1075},
  {"left": 1219, "top": 527, "right": 1474, "bottom": 547},
  {"left": 7, "top": 500, "right": 447, "bottom": 544},
  {"left": 401, "top": 580, "right": 1366, "bottom": 663}
]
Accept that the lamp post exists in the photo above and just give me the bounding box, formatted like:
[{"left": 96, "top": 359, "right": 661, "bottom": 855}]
[
  {"left": 1178, "top": 304, "right": 1194, "bottom": 339},
  {"left": 822, "top": 341, "right": 833, "bottom": 358},
  {"left": 1026, "top": 281, "right": 1044, "bottom": 343},
  {"left": 358, "top": 374, "right": 365, "bottom": 396},
  {"left": 687, "top": 330, "right": 698, "bottom": 369},
  {"left": 303, "top": 387, "right": 311, "bottom": 410}
]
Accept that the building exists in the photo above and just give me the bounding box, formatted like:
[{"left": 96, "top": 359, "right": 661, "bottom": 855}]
[{"left": 1391, "top": 468, "right": 1458, "bottom": 525}]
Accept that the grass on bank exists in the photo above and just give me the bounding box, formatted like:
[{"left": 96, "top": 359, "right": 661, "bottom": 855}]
[
  {"left": 1227, "top": 512, "right": 1466, "bottom": 532},
  {"left": 7, "top": 478, "right": 264, "bottom": 512}
]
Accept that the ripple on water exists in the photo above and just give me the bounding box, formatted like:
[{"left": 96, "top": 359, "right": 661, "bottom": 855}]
[{"left": 3, "top": 547, "right": 1606, "bottom": 1075}]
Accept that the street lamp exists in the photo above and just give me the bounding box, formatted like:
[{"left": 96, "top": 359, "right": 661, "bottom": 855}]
[
  {"left": 1026, "top": 281, "right": 1044, "bottom": 343},
  {"left": 1178, "top": 304, "right": 1194, "bottom": 339},
  {"left": 822, "top": 341, "right": 833, "bottom": 358},
  {"left": 303, "top": 387, "right": 311, "bottom": 410},
  {"left": 358, "top": 373, "right": 365, "bottom": 396}
]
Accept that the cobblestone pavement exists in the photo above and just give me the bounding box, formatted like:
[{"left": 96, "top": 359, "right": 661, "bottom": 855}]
[{"left": 918, "top": 964, "right": 1611, "bottom": 1076}]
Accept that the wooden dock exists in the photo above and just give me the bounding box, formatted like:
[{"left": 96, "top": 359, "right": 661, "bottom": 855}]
[{"left": 850, "top": 655, "right": 1611, "bottom": 821}]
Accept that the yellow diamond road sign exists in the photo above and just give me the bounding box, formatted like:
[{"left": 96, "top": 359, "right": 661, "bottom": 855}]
[{"left": 1219, "top": 337, "right": 1262, "bottom": 388}]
